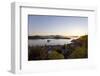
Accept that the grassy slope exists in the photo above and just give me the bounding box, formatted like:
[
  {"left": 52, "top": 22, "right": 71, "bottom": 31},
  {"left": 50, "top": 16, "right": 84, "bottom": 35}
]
[{"left": 67, "top": 35, "right": 88, "bottom": 58}]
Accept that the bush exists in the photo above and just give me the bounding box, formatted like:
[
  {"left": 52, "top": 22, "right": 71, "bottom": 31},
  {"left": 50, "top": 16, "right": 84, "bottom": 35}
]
[
  {"left": 48, "top": 51, "right": 64, "bottom": 59},
  {"left": 68, "top": 45, "right": 88, "bottom": 58},
  {"left": 28, "top": 46, "right": 48, "bottom": 60}
]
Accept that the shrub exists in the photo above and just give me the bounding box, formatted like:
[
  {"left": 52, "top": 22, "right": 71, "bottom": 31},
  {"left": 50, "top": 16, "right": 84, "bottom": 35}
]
[
  {"left": 48, "top": 51, "right": 64, "bottom": 59},
  {"left": 28, "top": 46, "right": 48, "bottom": 60}
]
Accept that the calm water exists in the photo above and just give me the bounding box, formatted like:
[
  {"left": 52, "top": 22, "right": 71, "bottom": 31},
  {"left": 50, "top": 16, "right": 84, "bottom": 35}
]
[{"left": 28, "top": 39, "right": 73, "bottom": 46}]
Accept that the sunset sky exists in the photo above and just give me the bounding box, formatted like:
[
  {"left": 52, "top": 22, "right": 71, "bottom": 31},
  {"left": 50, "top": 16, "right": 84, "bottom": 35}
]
[{"left": 28, "top": 15, "right": 88, "bottom": 36}]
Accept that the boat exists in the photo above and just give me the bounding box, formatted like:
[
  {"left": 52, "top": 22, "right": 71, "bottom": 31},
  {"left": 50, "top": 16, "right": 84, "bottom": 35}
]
[{"left": 47, "top": 40, "right": 51, "bottom": 43}]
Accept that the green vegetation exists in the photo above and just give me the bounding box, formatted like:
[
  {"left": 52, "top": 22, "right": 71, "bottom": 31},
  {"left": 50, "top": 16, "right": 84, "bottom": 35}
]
[
  {"left": 48, "top": 51, "right": 64, "bottom": 59},
  {"left": 28, "top": 46, "right": 48, "bottom": 60},
  {"left": 28, "top": 35, "right": 88, "bottom": 60},
  {"left": 67, "top": 35, "right": 88, "bottom": 58},
  {"left": 68, "top": 45, "right": 87, "bottom": 58}
]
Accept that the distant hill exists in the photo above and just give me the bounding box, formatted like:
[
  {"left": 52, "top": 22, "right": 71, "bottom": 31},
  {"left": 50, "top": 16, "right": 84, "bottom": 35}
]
[{"left": 28, "top": 35, "right": 71, "bottom": 39}]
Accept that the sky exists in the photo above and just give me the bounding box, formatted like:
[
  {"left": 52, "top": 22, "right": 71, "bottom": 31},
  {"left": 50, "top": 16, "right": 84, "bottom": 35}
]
[{"left": 28, "top": 15, "right": 88, "bottom": 36}]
